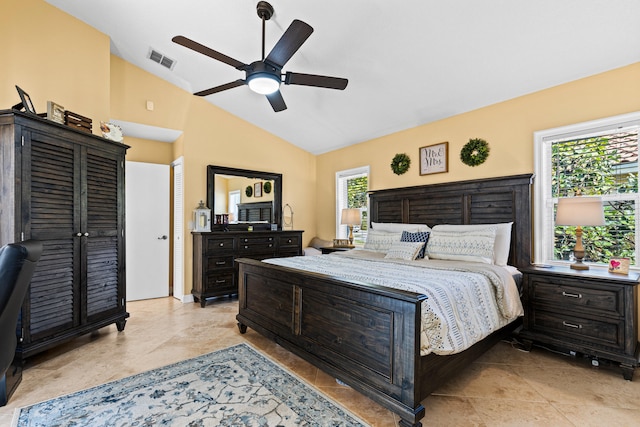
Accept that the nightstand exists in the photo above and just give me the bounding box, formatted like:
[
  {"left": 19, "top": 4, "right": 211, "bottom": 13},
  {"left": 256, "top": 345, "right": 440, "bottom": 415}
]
[
  {"left": 320, "top": 246, "right": 353, "bottom": 254},
  {"left": 519, "top": 265, "right": 639, "bottom": 380}
]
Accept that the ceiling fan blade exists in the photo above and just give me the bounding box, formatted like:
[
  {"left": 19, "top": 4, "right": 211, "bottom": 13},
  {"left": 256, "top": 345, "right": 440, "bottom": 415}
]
[
  {"left": 172, "top": 35, "right": 247, "bottom": 70},
  {"left": 285, "top": 72, "right": 348, "bottom": 90},
  {"left": 265, "top": 20, "right": 313, "bottom": 68},
  {"left": 266, "top": 91, "right": 287, "bottom": 112},
  {"left": 194, "top": 80, "right": 246, "bottom": 97}
]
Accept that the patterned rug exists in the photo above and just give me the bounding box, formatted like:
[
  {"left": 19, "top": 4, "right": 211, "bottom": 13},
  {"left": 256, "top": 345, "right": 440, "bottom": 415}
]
[{"left": 12, "top": 343, "right": 368, "bottom": 426}]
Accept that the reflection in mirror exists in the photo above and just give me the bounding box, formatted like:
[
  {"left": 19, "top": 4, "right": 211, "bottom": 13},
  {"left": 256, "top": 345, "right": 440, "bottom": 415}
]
[{"left": 207, "top": 165, "right": 282, "bottom": 231}]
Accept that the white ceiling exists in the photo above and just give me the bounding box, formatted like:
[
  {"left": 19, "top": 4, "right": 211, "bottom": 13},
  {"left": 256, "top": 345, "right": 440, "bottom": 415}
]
[{"left": 45, "top": 0, "right": 640, "bottom": 154}]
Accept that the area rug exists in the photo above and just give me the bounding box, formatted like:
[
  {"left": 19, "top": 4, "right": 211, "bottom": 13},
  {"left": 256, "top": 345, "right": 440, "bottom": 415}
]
[{"left": 12, "top": 343, "right": 368, "bottom": 426}]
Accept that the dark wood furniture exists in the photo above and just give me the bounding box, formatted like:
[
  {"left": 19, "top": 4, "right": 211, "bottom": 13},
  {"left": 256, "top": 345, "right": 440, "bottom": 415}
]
[
  {"left": 320, "top": 246, "right": 352, "bottom": 254},
  {"left": 0, "top": 110, "right": 129, "bottom": 361},
  {"left": 192, "top": 230, "right": 303, "bottom": 307},
  {"left": 520, "top": 266, "right": 639, "bottom": 380},
  {"left": 236, "top": 174, "right": 533, "bottom": 427},
  {"left": 237, "top": 202, "right": 273, "bottom": 222}
]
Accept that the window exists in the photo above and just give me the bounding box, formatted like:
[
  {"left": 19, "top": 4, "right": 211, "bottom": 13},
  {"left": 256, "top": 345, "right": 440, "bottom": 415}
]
[
  {"left": 534, "top": 112, "right": 640, "bottom": 267},
  {"left": 336, "top": 166, "right": 369, "bottom": 246}
]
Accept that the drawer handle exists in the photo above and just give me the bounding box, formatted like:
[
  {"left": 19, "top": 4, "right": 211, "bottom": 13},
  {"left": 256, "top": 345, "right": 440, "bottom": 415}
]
[
  {"left": 215, "top": 279, "right": 226, "bottom": 284},
  {"left": 215, "top": 261, "right": 226, "bottom": 265},
  {"left": 562, "top": 291, "right": 582, "bottom": 299},
  {"left": 562, "top": 321, "right": 582, "bottom": 329}
]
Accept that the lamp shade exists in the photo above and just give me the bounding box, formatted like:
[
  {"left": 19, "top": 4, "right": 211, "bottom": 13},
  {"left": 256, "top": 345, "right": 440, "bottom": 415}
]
[
  {"left": 340, "top": 208, "right": 361, "bottom": 225},
  {"left": 556, "top": 196, "right": 605, "bottom": 226}
]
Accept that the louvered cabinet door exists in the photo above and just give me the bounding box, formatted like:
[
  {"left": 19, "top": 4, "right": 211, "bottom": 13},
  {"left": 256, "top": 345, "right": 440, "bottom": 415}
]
[
  {"left": 21, "top": 132, "right": 82, "bottom": 344},
  {"left": 83, "top": 146, "right": 125, "bottom": 324}
]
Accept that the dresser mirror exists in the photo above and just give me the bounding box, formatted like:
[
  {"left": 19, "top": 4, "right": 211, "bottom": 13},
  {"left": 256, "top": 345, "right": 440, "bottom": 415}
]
[{"left": 206, "top": 165, "right": 282, "bottom": 230}]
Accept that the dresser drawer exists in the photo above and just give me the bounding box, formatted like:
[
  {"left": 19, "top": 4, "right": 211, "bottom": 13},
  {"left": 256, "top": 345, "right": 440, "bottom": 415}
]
[
  {"left": 278, "top": 234, "right": 300, "bottom": 248},
  {"left": 205, "top": 272, "right": 236, "bottom": 293},
  {"left": 238, "top": 236, "right": 275, "bottom": 253},
  {"left": 529, "top": 276, "right": 623, "bottom": 317},
  {"left": 205, "top": 237, "right": 235, "bottom": 254},
  {"left": 530, "top": 309, "right": 625, "bottom": 350},
  {"left": 206, "top": 255, "right": 234, "bottom": 270}
]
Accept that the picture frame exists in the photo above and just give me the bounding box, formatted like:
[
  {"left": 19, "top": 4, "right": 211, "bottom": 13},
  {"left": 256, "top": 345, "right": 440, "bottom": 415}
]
[
  {"left": 419, "top": 141, "right": 448, "bottom": 175},
  {"left": 14, "top": 85, "right": 37, "bottom": 115},
  {"left": 254, "top": 182, "right": 263, "bottom": 198},
  {"left": 333, "top": 238, "right": 352, "bottom": 248},
  {"left": 47, "top": 101, "right": 65, "bottom": 124},
  {"left": 608, "top": 257, "right": 630, "bottom": 275}
]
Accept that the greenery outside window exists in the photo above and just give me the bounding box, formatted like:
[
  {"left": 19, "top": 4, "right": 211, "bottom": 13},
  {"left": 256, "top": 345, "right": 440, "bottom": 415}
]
[
  {"left": 534, "top": 112, "right": 640, "bottom": 267},
  {"left": 336, "top": 166, "right": 369, "bottom": 246}
]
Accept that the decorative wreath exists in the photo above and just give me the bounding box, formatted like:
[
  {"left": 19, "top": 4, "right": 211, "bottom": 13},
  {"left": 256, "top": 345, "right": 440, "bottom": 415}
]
[
  {"left": 460, "top": 138, "right": 490, "bottom": 167},
  {"left": 263, "top": 181, "right": 272, "bottom": 194},
  {"left": 245, "top": 185, "right": 253, "bottom": 197},
  {"left": 391, "top": 153, "right": 411, "bottom": 175}
]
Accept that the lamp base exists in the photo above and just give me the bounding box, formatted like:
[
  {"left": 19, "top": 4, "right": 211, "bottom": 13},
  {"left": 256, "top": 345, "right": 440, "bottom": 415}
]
[{"left": 570, "top": 260, "right": 589, "bottom": 270}]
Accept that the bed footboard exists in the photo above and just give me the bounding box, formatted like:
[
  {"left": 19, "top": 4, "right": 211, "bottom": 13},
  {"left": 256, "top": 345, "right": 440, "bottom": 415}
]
[{"left": 236, "top": 257, "right": 428, "bottom": 427}]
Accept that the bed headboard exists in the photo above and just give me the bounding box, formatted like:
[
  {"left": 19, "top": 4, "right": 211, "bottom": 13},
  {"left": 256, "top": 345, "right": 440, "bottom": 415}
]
[{"left": 368, "top": 174, "right": 534, "bottom": 267}]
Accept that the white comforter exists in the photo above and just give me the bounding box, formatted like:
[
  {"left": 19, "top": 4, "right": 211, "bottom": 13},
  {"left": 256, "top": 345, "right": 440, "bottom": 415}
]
[{"left": 264, "top": 250, "right": 523, "bottom": 356}]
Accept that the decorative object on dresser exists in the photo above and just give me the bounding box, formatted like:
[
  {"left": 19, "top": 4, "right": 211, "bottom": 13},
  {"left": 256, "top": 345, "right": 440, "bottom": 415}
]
[
  {"left": 46, "top": 101, "right": 65, "bottom": 124},
  {"left": 340, "top": 208, "right": 361, "bottom": 246},
  {"left": 236, "top": 173, "right": 533, "bottom": 427},
  {"left": 64, "top": 110, "right": 92, "bottom": 133},
  {"left": 609, "top": 257, "right": 630, "bottom": 275},
  {"left": 192, "top": 230, "right": 303, "bottom": 307},
  {"left": 283, "top": 204, "right": 294, "bottom": 230},
  {"left": 419, "top": 141, "right": 448, "bottom": 175},
  {"left": 193, "top": 200, "right": 212, "bottom": 232},
  {"left": 519, "top": 265, "right": 639, "bottom": 380},
  {"left": 0, "top": 110, "right": 129, "bottom": 362},
  {"left": 555, "top": 196, "right": 605, "bottom": 270}
]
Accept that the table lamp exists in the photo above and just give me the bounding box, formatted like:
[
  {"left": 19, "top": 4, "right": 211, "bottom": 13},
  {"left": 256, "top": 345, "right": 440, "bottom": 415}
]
[
  {"left": 556, "top": 196, "right": 605, "bottom": 270},
  {"left": 340, "top": 208, "right": 361, "bottom": 246}
]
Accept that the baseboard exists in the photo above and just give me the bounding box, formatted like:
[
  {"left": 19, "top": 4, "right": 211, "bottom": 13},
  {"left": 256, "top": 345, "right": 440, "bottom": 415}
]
[{"left": 175, "top": 294, "right": 194, "bottom": 304}]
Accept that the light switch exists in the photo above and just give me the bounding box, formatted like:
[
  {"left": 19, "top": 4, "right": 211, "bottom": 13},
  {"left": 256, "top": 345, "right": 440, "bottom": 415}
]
[{"left": 146, "top": 100, "right": 154, "bottom": 111}]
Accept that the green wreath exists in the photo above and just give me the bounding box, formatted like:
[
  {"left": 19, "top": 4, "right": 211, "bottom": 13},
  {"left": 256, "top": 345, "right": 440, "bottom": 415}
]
[
  {"left": 263, "top": 181, "right": 272, "bottom": 194},
  {"left": 245, "top": 185, "right": 253, "bottom": 197},
  {"left": 391, "top": 153, "right": 411, "bottom": 175},
  {"left": 460, "top": 138, "right": 490, "bottom": 167}
]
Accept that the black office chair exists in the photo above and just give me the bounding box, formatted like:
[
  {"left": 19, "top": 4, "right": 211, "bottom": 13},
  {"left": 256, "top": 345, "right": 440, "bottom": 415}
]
[{"left": 0, "top": 240, "right": 42, "bottom": 406}]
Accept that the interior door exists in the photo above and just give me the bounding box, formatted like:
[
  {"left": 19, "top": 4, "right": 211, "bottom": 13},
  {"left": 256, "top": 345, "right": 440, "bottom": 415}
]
[{"left": 125, "top": 161, "right": 170, "bottom": 301}]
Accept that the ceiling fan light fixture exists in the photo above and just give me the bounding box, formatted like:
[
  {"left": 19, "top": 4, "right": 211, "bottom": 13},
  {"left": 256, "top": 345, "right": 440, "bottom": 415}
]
[{"left": 247, "top": 72, "right": 281, "bottom": 94}]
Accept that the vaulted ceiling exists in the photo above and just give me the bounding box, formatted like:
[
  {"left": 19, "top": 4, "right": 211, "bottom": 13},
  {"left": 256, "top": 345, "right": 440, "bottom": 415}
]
[{"left": 45, "top": 0, "right": 640, "bottom": 154}]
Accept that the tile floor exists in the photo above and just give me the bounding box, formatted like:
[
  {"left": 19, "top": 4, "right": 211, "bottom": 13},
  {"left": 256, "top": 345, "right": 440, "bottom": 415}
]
[{"left": 1, "top": 297, "right": 639, "bottom": 426}]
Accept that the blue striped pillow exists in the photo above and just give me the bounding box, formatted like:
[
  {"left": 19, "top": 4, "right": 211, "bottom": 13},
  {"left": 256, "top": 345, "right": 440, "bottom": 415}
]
[{"left": 400, "top": 231, "right": 430, "bottom": 259}]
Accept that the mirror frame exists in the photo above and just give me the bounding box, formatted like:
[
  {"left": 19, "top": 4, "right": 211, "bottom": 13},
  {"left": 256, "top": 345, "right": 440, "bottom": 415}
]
[{"left": 206, "top": 165, "right": 283, "bottom": 231}]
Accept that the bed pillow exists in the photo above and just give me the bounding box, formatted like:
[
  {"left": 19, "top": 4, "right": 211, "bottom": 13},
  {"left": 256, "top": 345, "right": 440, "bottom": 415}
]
[
  {"left": 432, "top": 222, "right": 513, "bottom": 266},
  {"left": 425, "top": 228, "right": 497, "bottom": 264},
  {"left": 384, "top": 241, "right": 425, "bottom": 261},
  {"left": 400, "top": 230, "right": 430, "bottom": 259},
  {"left": 371, "top": 222, "right": 431, "bottom": 233},
  {"left": 363, "top": 230, "right": 403, "bottom": 252}
]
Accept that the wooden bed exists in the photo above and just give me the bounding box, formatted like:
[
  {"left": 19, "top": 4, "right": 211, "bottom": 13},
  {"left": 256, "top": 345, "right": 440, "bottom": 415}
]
[{"left": 236, "top": 174, "right": 533, "bottom": 427}]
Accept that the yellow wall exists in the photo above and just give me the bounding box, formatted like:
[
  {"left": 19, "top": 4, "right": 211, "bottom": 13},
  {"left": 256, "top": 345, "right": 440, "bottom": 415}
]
[
  {"left": 4, "top": 0, "right": 318, "bottom": 298},
  {"left": 316, "top": 62, "right": 640, "bottom": 240}
]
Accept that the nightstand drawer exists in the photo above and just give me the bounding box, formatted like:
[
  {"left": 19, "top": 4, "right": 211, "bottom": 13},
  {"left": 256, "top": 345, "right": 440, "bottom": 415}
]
[
  {"left": 278, "top": 235, "right": 300, "bottom": 248},
  {"left": 530, "top": 309, "right": 624, "bottom": 349},
  {"left": 529, "top": 277, "right": 623, "bottom": 317}
]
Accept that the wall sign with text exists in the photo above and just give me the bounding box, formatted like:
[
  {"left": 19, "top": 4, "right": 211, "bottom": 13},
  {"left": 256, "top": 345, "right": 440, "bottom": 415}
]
[{"left": 420, "top": 142, "right": 448, "bottom": 175}]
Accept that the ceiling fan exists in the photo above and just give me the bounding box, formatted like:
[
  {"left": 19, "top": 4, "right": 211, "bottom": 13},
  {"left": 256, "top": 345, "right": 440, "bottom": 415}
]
[{"left": 172, "top": 1, "right": 348, "bottom": 112}]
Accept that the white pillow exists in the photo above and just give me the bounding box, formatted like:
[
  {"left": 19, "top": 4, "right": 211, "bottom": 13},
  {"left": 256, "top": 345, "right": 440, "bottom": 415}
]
[
  {"left": 363, "top": 230, "right": 403, "bottom": 252},
  {"left": 371, "top": 222, "right": 431, "bottom": 233},
  {"left": 432, "top": 222, "right": 513, "bottom": 266},
  {"left": 425, "top": 228, "right": 497, "bottom": 264},
  {"left": 384, "top": 241, "right": 425, "bottom": 261}
]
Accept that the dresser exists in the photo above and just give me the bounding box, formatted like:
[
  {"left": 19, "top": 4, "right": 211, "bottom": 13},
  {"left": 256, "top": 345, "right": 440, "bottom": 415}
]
[
  {"left": 0, "top": 110, "right": 129, "bottom": 361},
  {"left": 520, "top": 266, "right": 639, "bottom": 380},
  {"left": 192, "top": 230, "right": 303, "bottom": 307}
]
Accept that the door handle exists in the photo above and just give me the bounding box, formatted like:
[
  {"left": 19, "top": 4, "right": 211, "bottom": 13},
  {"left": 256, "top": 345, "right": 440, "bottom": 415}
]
[{"left": 158, "top": 235, "right": 168, "bottom": 240}]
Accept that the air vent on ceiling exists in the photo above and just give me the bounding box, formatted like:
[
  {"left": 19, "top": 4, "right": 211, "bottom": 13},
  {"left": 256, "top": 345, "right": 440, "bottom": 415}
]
[{"left": 148, "top": 48, "right": 176, "bottom": 70}]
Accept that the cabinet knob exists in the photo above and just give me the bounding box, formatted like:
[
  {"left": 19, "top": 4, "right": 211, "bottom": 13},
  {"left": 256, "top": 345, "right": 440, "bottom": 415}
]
[
  {"left": 83, "top": 232, "right": 89, "bottom": 237},
  {"left": 268, "top": 244, "right": 273, "bottom": 248},
  {"left": 244, "top": 245, "right": 249, "bottom": 249},
  {"left": 76, "top": 232, "right": 82, "bottom": 237},
  {"left": 219, "top": 242, "right": 224, "bottom": 247},
  {"left": 287, "top": 239, "right": 292, "bottom": 243}
]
